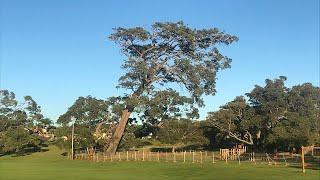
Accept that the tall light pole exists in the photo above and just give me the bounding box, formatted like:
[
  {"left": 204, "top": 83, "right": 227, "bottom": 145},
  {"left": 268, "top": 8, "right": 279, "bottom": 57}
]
[{"left": 71, "top": 117, "right": 76, "bottom": 160}]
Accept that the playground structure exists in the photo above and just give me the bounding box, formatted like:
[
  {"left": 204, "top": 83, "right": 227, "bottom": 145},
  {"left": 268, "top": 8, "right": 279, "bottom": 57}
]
[
  {"left": 301, "top": 145, "right": 320, "bottom": 173},
  {"left": 219, "top": 145, "right": 247, "bottom": 161}
]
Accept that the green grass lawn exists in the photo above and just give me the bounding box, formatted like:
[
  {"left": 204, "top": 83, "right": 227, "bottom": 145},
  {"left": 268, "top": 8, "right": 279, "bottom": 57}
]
[{"left": 0, "top": 146, "right": 319, "bottom": 180}]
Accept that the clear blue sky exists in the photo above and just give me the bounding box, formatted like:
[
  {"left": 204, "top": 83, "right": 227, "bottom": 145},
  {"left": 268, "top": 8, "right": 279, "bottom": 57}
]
[{"left": 1, "top": 0, "right": 319, "bottom": 122}]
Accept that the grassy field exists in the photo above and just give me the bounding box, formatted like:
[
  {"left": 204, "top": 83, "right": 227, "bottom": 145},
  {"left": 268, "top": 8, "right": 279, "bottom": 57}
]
[{"left": 0, "top": 146, "right": 319, "bottom": 180}]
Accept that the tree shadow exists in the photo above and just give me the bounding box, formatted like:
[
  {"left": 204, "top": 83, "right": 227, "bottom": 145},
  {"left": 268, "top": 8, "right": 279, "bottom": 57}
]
[{"left": 2, "top": 144, "right": 49, "bottom": 157}]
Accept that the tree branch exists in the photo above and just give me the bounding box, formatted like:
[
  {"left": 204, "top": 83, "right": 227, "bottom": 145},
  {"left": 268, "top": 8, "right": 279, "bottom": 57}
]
[{"left": 211, "top": 122, "right": 254, "bottom": 145}]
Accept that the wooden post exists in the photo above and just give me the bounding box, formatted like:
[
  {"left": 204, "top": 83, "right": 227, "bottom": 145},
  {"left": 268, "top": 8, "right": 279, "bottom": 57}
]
[
  {"left": 225, "top": 150, "right": 228, "bottom": 164},
  {"left": 173, "top": 151, "right": 176, "bottom": 162},
  {"left": 283, "top": 154, "right": 287, "bottom": 166},
  {"left": 266, "top": 153, "right": 271, "bottom": 165},
  {"left": 183, "top": 151, "right": 186, "bottom": 163},
  {"left": 165, "top": 152, "right": 168, "bottom": 162},
  {"left": 302, "top": 146, "right": 305, "bottom": 173},
  {"left": 126, "top": 151, "right": 129, "bottom": 161},
  {"left": 134, "top": 151, "right": 137, "bottom": 161},
  {"left": 192, "top": 151, "right": 195, "bottom": 163},
  {"left": 110, "top": 154, "right": 113, "bottom": 162},
  {"left": 238, "top": 154, "right": 241, "bottom": 165},
  {"left": 118, "top": 152, "right": 121, "bottom": 161},
  {"left": 212, "top": 152, "right": 215, "bottom": 164},
  {"left": 142, "top": 149, "right": 145, "bottom": 161},
  {"left": 157, "top": 151, "right": 160, "bottom": 162},
  {"left": 200, "top": 151, "right": 203, "bottom": 164},
  {"left": 149, "top": 151, "right": 151, "bottom": 161}
]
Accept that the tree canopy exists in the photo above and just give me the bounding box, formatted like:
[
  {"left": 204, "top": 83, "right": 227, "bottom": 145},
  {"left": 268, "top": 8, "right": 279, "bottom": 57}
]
[
  {"left": 0, "top": 90, "right": 52, "bottom": 155},
  {"left": 106, "top": 21, "right": 238, "bottom": 153},
  {"left": 207, "top": 77, "right": 320, "bottom": 151}
]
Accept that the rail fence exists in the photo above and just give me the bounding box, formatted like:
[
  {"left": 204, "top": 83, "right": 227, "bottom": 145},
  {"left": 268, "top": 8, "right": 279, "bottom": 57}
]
[{"left": 68, "top": 148, "right": 320, "bottom": 171}]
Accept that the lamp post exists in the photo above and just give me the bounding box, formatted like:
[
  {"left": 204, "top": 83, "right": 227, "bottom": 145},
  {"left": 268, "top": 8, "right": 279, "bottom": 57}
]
[{"left": 71, "top": 117, "right": 76, "bottom": 160}]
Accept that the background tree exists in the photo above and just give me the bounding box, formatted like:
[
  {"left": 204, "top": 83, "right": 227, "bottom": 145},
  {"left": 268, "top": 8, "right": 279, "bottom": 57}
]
[
  {"left": 206, "top": 77, "right": 320, "bottom": 152},
  {"left": 266, "top": 83, "right": 320, "bottom": 151},
  {"left": 0, "top": 90, "right": 49, "bottom": 155},
  {"left": 207, "top": 96, "right": 261, "bottom": 145},
  {"left": 57, "top": 96, "right": 120, "bottom": 151},
  {"left": 157, "top": 119, "right": 209, "bottom": 151},
  {"left": 106, "top": 21, "right": 238, "bottom": 154}
]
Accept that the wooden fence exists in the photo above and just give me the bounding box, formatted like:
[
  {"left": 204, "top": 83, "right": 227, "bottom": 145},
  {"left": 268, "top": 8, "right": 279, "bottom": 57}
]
[{"left": 68, "top": 147, "right": 319, "bottom": 170}]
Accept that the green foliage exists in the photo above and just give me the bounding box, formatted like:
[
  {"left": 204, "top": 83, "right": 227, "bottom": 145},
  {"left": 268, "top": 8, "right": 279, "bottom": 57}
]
[
  {"left": 207, "top": 77, "right": 320, "bottom": 151},
  {"left": 0, "top": 89, "right": 50, "bottom": 155},
  {"left": 57, "top": 96, "right": 110, "bottom": 125},
  {"left": 118, "top": 125, "right": 152, "bottom": 150},
  {"left": 157, "top": 119, "right": 209, "bottom": 148},
  {"left": 0, "top": 126, "right": 41, "bottom": 154},
  {"left": 110, "top": 21, "right": 238, "bottom": 110},
  {"left": 138, "top": 89, "right": 199, "bottom": 126},
  {"left": 53, "top": 124, "right": 96, "bottom": 151}
]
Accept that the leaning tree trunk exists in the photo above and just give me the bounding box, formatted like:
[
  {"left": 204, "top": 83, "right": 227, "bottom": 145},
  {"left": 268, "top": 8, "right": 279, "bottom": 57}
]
[{"left": 106, "top": 109, "right": 132, "bottom": 154}]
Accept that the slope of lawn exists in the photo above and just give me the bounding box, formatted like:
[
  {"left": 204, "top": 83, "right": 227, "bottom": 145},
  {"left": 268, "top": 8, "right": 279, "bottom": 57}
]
[{"left": 0, "top": 146, "right": 319, "bottom": 180}]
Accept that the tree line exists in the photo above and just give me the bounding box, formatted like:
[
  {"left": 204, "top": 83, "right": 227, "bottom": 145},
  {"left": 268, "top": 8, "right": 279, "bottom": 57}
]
[{"left": 1, "top": 76, "right": 318, "bottom": 155}]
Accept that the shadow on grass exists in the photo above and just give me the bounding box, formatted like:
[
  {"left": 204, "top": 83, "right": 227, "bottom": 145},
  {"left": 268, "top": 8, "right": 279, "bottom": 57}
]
[{"left": 0, "top": 144, "right": 49, "bottom": 157}]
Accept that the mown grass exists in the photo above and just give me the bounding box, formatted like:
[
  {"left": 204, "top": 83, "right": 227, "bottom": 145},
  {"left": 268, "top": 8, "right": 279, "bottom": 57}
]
[{"left": 0, "top": 146, "right": 319, "bottom": 180}]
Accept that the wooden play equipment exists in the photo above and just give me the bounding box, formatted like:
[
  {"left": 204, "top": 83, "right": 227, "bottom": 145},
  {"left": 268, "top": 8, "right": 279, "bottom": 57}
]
[
  {"left": 220, "top": 145, "right": 247, "bottom": 162},
  {"left": 301, "top": 145, "right": 320, "bottom": 173}
]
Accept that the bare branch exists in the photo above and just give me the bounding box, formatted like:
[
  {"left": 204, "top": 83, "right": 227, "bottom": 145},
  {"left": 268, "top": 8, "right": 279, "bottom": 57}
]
[{"left": 211, "top": 122, "right": 254, "bottom": 145}]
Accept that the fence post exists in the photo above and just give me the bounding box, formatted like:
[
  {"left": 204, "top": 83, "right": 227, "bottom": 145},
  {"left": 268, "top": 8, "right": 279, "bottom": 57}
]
[
  {"left": 134, "top": 151, "right": 137, "bottom": 161},
  {"left": 282, "top": 154, "right": 288, "bottom": 166},
  {"left": 157, "top": 151, "right": 160, "bottom": 162},
  {"left": 225, "top": 151, "right": 228, "bottom": 164},
  {"left": 183, "top": 151, "right": 186, "bottom": 163},
  {"left": 192, "top": 151, "right": 195, "bottom": 163},
  {"left": 173, "top": 151, "right": 176, "bottom": 162},
  {"left": 142, "top": 149, "right": 145, "bottom": 161},
  {"left": 302, "top": 146, "right": 305, "bottom": 173},
  {"left": 200, "top": 151, "right": 203, "bottom": 164},
  {"left": 126, "top": 151, "right": 129, "bottom": 161},
  {"left": 165, "top": 152, "right": 168, "bottom": 162},
  {"left": 212, "top": 152, "right": 215, "bottom": 164}
]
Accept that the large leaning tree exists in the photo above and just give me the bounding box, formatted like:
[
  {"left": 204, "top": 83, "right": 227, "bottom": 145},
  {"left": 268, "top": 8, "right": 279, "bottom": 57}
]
[{"left": 106, "top": 21, "right": 238, "bottom": 154}]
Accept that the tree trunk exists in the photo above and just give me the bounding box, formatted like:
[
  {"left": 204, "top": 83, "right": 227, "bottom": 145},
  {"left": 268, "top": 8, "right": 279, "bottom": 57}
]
[{"left": 106, "top": 109, "right": 131, "bottom": 154}]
